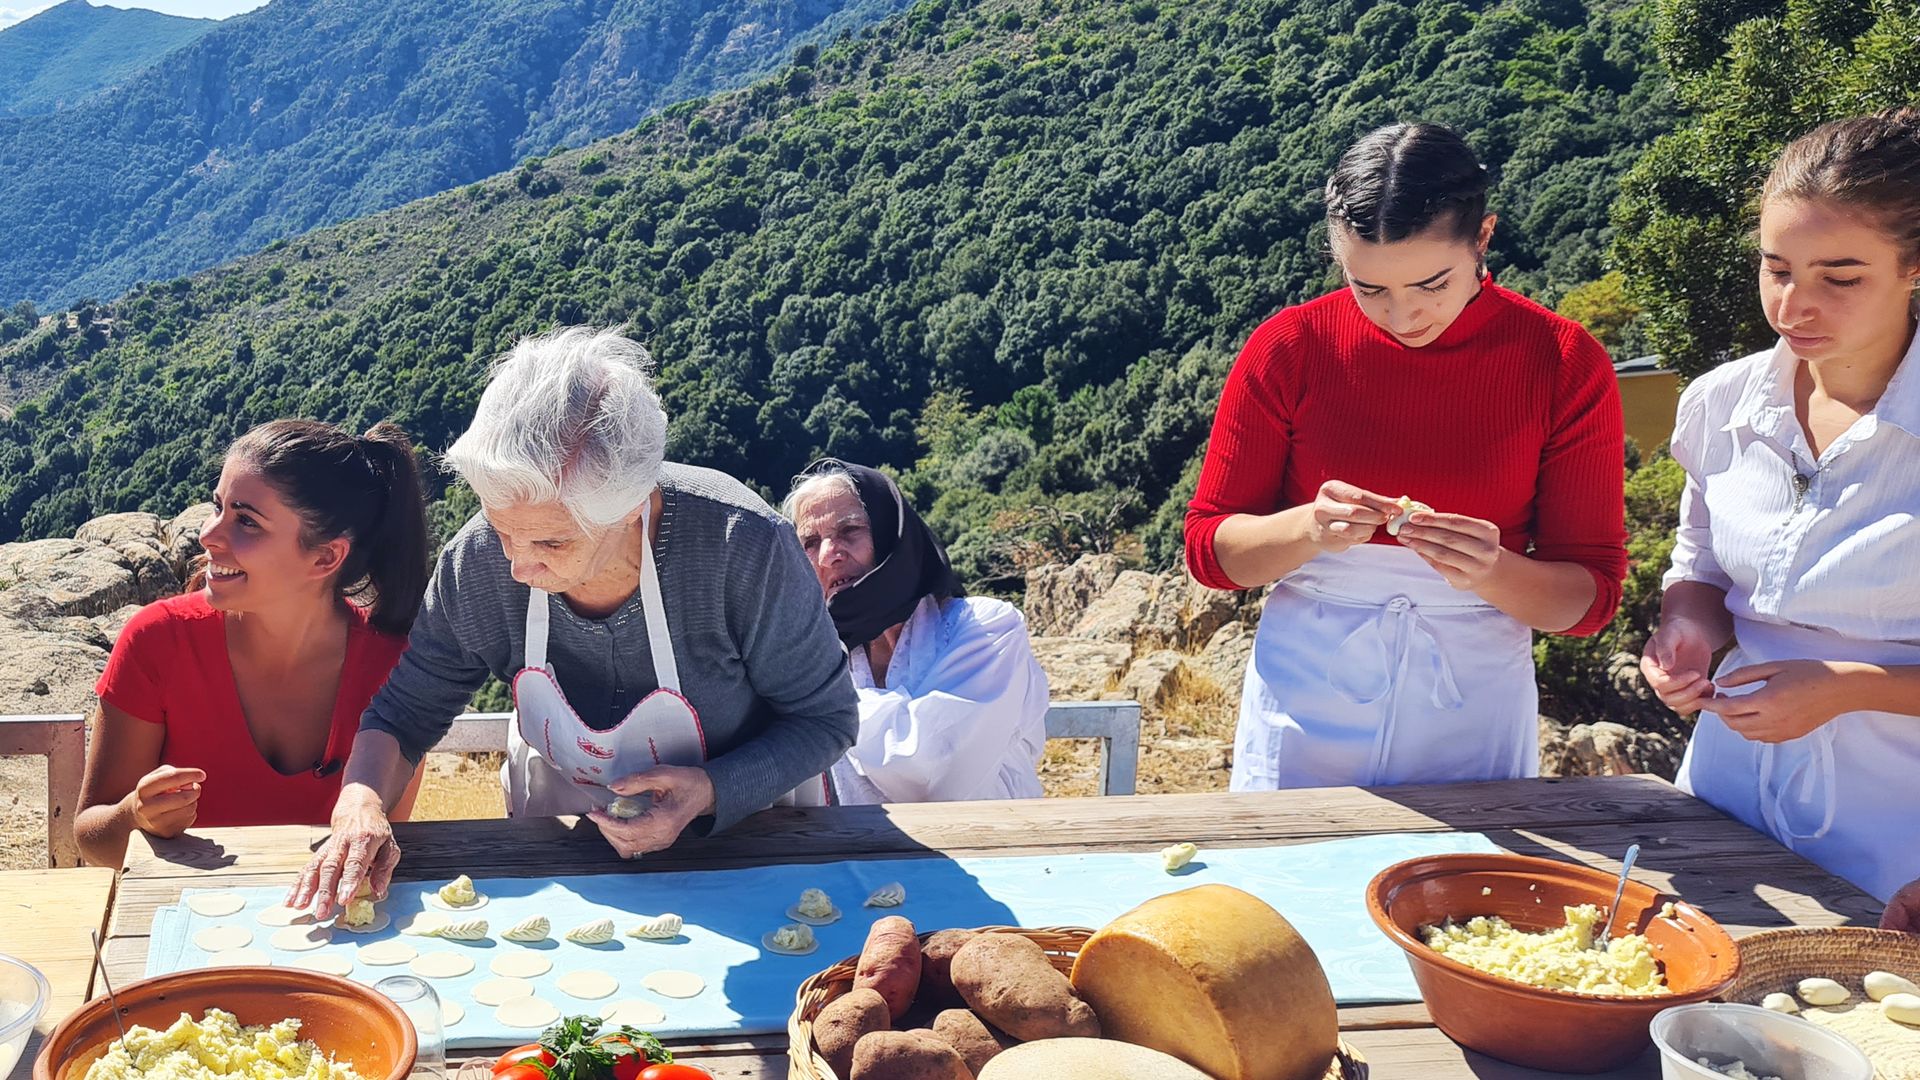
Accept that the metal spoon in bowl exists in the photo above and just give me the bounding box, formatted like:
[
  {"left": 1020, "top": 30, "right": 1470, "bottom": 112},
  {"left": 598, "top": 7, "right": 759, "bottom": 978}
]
[{"left": 1593, "top": 843, "right": 1641, "bottom": 951}]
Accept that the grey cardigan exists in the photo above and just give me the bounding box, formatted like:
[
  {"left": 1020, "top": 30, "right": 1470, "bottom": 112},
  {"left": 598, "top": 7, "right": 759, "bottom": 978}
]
[{"left": 360, "top": 462, "right": 858, "bottom": 832}]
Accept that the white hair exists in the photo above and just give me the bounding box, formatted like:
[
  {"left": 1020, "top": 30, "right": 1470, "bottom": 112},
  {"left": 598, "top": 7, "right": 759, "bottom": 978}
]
[
  {"left": 445, "top": 326, "right": 667, "bottom": 530},
  {"left": 781, "top": 465, "right": 860, "bottom": 522}
]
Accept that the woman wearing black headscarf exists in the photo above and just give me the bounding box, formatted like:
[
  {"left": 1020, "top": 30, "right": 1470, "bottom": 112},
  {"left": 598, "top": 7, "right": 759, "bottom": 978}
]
[{"left": 785, "top": 460, "right": 1048, "bottom": 803}]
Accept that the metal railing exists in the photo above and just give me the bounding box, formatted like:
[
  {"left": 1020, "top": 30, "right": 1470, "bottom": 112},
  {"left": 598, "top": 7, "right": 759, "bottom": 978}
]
[{"left": 3, "top": 701, "right": 1142, "bottom": 868}]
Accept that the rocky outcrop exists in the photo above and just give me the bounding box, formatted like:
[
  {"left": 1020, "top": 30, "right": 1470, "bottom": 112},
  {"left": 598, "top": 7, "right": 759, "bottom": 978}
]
[
  {"left": 1029, "top": 637, "right": 1131, "bottom": 700},
  {"left": 1539, "top": 718, "right": 1686, "bottom": 780},
  {"left": 1023, "top": 554, "right": 1125, "bottom": 636}
]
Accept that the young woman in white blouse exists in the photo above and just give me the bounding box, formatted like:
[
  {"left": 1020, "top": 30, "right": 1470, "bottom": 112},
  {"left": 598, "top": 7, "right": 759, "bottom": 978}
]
[{"left": 1641, "top": 109, "right": 1920, "bottom": 903}]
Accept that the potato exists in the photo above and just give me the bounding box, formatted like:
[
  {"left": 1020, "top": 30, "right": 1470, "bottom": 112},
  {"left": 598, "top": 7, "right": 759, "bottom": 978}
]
[
  {"left": 815, "top": 988, "right": 891, "bottom": 1078},
  {"left": 930, "top": 1009, "right": 1015, "bottom": 1074},
  {"left": 855, "top": 915, "right": 923, "bottom": 1021},
  {"left": 950, "top": 933, "right": 1100, "bottom": 1041},
  {"left": 918, "top": 930, "right": 978, "bottom": 1010},
  {"left": 850, "top": 1030, "right": 971, "bottom": 1080}
]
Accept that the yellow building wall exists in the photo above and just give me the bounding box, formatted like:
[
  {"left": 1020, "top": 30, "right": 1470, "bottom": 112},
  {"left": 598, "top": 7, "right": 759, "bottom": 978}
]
[{"left": 1618, "top": 371, "right": 1680, "bottom": 455}]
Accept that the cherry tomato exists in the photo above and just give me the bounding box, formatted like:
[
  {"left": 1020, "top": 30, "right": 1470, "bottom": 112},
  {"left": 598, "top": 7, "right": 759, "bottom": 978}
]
[
  {"left": 495, "top": 1064, "right": 549, "bottom": 1080},
  {"left": 591, "top": 1035, "right": 652, "bottom": 1080},
  {"left": 638, "top": 1066, "right": 713, "bottom": 1080},
  {"left": 492, "top": 1046, "right": 556, "bottom": 1075}
]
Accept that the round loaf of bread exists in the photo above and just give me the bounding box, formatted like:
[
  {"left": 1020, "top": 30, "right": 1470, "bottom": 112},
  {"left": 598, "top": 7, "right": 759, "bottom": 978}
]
[
  {"left": 975, "top": 1038, "right": 1211, "bottom": 1080},
  {"left": 1069, "top": 884, "right": 1338, "bottom": 1080}
]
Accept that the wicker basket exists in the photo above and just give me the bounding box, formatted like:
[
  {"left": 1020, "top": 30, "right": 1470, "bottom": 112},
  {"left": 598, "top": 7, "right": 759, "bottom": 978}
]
[
  {"left": 1724, "top": 927, "right": 1920, "bottom": 1079},
  {"left": 787, "top": 925, "right": 1367, "bottom": 1080}
]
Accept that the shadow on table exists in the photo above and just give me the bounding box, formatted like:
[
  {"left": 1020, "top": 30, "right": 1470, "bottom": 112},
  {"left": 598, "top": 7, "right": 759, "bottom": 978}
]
[{"left": 1367, "top": 777, "right": 1883, "bottom": 932}]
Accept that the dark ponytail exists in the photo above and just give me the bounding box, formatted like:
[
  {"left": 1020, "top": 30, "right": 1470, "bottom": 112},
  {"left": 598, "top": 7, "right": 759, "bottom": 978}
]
[
  {"left": 227, "top": 419, "right": 431, "bottom": 635},
  {"left": 1325, "top": 122, "right": 1490, "bottom": 245}
]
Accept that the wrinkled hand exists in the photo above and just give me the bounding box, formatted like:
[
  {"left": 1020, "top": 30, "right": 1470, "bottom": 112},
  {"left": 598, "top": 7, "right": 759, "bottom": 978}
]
[
  {"left": 128, "top": 765, "right": 205, "bottom": 839},
  {"left": 1883, "top": 878, "right": 1920, "bottom": 934},
  {"left": 1640, "top": 618, "right": 1719, "bottom": 716},
  {"left": 1394, "top": 511, "right": 1503, "bottom": 590},
  {"left": 1307, "top": 481, "right": 1399, "bottom": 553},
  {"left": 287, "top": 786, "right": 401, "bottom": 920},
  {"left": 1709, "top": 660, "right": 1857, "bottom": 743},
  {"left": 587, "top": 765, "right": 717, "bottom": 859}
]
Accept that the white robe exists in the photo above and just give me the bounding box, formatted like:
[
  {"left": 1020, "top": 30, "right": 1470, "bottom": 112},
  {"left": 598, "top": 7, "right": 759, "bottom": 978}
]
[{"left": 830, "top": 595, "right": 1048, "bottom": 804}]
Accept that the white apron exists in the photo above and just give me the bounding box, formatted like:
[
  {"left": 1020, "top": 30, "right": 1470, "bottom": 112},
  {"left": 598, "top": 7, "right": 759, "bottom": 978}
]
[
  {"left": 503, "top": 505, "right": 829, "bottom": 817},
  {"left": 1231, "top": 546, "right": 1538, "bottom": 790},
  {"left": 1677, "top": 623, "right": 1920, "bottom": 903}
]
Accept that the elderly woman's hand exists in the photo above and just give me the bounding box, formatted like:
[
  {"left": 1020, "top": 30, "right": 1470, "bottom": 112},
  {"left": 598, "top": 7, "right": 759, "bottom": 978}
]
[
  {"left": 1882, "top": 878, "right": 1920, "bottom": 934},
  {"left": 287, "top": 784, "right": 402, "bottom": 919},
  {"left": 587, "top": 765, "right": 717, "bottom": 859}
]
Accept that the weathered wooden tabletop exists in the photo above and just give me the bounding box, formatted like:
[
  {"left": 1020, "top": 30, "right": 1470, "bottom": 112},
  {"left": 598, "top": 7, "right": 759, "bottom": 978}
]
[
  {"left": 2, "top": 866, "right": 116, "bottom": 1080},
  {"left": 100, "top": 776, "right": 1885, "bottom": 1079}
]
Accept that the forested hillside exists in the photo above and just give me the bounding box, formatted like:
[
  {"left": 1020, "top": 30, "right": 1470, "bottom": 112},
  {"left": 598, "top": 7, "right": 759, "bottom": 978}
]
[
  {"left": 0, "top": 1, "right": 216, "bottom": 118},
  {"left": 0, "top": 0, "right": 915, "bottom": 307}
]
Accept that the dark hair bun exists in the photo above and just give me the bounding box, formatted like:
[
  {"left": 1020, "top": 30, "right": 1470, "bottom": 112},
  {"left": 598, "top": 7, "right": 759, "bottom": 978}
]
[{"left": 1325, "top": 122, "right": 1490, "bottom": 245}]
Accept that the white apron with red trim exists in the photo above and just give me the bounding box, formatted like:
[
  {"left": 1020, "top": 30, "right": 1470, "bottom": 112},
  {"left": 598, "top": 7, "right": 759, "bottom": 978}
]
[
  {"left": 1230, "top": 546, "right": 1538, "bottom": 790},
  {"left": 503, "top": 504, "right": 830, "bottom": 817}
]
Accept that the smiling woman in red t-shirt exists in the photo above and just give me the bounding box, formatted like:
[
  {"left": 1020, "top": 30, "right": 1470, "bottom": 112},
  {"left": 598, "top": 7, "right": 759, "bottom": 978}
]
[
  {"left": 74, "top": 420, "right": 432, "bottom": 867},
  {"left": 1185, "top": 122, "right": 1628, "bottom": 792}
]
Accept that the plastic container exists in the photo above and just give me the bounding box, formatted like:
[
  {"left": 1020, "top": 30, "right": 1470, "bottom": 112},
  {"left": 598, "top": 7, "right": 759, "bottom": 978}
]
[
  {"left": 0, "top": 952, "right": 53, "bottom": 1080},
  {"left": 1650, "top": 1003, "right": 1873, "bottom": 1080}
]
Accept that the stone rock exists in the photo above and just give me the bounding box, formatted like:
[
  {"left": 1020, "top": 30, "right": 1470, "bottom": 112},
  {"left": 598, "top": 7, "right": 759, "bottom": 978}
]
[
  {"left": 1539, "top": 718, "right": 1684, "bottom": 780},
  {"left": 1117, "top": 650, "right": 1187, "bottom": 709},
  {"left": 1071, "top": 569, "right": 1161, "bottom": 643},
  {"left": 1170, "top": 571, "right": 1245, "bottom": 650},
  {"left": 1022, "top": 554, "right": 1124, "bottom": 637},
  {"left": 0, "top": 627, "right": 109, "bottom": 715},
  {"left": 93, "top": 604, "right": 144, "bottom": 642},
  {"left": 1029, "top": 637, "right": 1132, "bottom": 700},
  {"left": 1189, "top": 621, "right": 1257, "bottom": 694},
  {"left": 0, "top": 539, "right": 141, "bottom": 617},
  {"left": 164, "top": 503, "right": 213, "bottom": 574},
  {"left": 73, "top": 512, "right": 166, "bottom": 549}
]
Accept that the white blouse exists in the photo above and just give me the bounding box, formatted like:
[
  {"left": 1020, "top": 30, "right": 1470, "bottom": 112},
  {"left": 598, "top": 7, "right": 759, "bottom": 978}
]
[
  {"left": 1666, "top": 331, "right": 1920, "bottom": 902},
  {"left": 830, "top": 595, "right": 1049, "bottom": 805}
]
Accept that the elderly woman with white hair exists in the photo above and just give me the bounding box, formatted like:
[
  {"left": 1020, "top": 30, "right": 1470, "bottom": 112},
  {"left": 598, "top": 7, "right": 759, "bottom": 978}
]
[
  {"left": 785, "top": 459, "right": 1047, "bottom": 804},
  {"left": 290, "top": 327, "right": 857, "bottom": 918}
]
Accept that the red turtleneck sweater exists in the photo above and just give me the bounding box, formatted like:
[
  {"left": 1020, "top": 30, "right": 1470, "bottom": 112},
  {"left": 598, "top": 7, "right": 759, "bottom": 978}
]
[{"left": 1184, "top": 281, "right": 1628, "bottom": 636}]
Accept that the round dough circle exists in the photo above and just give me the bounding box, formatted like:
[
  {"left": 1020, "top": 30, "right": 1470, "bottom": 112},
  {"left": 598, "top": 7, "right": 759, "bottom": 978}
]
[
  {"left": 600, "top": 1000, "right": 666, "bottom": 1027},
  {"left": 761, "top": 930, "right": 818, "bottom": 956},
  {"left": 205, "top": 948, "right": 271, "bottom": 967},
  {"left": 441, "top": 1001, "right": 465, "bottom": 1027},
  {"left": 425, "top": 892, "right": 489, "bottom": 912},
  {"left": 271, "top": 924, "right": 332, "bottom": 952},
  {"left": 356, "top": 940, "right": 418, "bottom": 966},
  {"left": 557, "top": 970, "right": 618, "bottom": 1000},
  {"left": 186, "top": 892, "right": 247, "bottom": 918},
  {"left": 783, "top": 904, "right": 840, "bottom": 927},
  {"left": 410, "top": 952, "right": 476, "bottom": 980},
  {"left": 472, "top": 977, "right": 535, "bottom": 1006},
  {"left": 256, "top": 905, "right": 313, "bottom": 927},
  {"left": 334, "top": 911, "right": 392, "bottom": 935},
  {"left": 641, "top": 970, "right": 705, "bottom": 999},
  {"left": 496, "top": 997, "right": 559, "bottom": 1030},
  {"left": 194, "top": 926, "right": 254, "bottom": 953},
  {"left": 490, "top": 953, "right": 553, "bottom": 979},
  {"left": 291, "top": 954, "right": 354, "bottom": 977}
]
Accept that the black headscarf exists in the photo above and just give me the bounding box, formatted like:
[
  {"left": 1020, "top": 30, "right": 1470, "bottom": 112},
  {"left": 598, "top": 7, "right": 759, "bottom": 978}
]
[{"left": 797, "top": 458, "right": 965, "bottom": 646}]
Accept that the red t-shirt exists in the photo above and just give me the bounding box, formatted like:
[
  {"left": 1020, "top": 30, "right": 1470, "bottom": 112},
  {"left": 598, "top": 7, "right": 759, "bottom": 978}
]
[
  {"left": 94, "top": 592, "right": 408, "bottom": 827},
  {"left": 1184, "top": 281, "right": 1628, "bottom": 636}
]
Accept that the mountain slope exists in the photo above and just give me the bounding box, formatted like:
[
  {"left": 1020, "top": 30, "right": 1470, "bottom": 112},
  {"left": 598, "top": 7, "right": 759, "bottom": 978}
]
[
  {"left": 0, "top": 1, "right": 216, "bottom": 119},
  {"left": 0, "top": 0, "right": 1675, "bottom": 570},
  {"left": 0, "top": 0, "right": 915, "bottom": 308}
]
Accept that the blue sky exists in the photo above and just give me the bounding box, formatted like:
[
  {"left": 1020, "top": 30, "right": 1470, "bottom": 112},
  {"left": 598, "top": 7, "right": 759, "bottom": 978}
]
[{"left": 0, "top": 0, "right": 267, "bottom": 30}]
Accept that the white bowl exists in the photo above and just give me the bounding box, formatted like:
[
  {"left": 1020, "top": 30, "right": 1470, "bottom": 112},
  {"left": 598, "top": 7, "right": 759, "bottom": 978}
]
[
  {"left": 0, "top": 952, "right": 52, "bottom": 1079},
  {"left": 1650, "top": 1002, "right": 1873, "bottom": 1080}
]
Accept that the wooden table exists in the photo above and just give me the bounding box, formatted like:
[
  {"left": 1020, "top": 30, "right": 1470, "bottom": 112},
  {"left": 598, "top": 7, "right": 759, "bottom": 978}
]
[
  {"left": 2, "top": 867, "right": 116, "bottom": 1080},
  {"left": 101, "top": 776, "right": 1886, "bottom": 1079}
]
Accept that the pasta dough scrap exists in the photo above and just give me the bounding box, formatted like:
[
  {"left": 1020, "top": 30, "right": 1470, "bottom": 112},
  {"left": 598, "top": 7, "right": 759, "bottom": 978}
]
[
  {"left": 441, "top": 1001, "right": 465, "bottom": 1027},
  {"left": 1160, "top": 843, "right": 1199, "bottom": 873},
  {"left": 501, "top": 916, "right": 550, "bottom": 943},
  {"left": 270, "top": 924, "right": 331, "bottom": 952},
  {"left": 194, "top": 926, "right": 253, "bottom": 953},
  {"left": 255, "top": 905, "right": 312, "bottom": 928},
  {"left": 204, "top": 948, "right": 271, "bottom": 968},
  {"left": 642, "top": 970, "right": 705, "bottom": 999},
  {"left": 290, "top": 954, "right": 353, "bottom": 977},
  {"left": 556, "top": 970, "right": 619, "bottom": 1000},
  {"left": 625, "top": 914, "right": 684, "bottom": 940},
  {"left": 355, "top": 940, "right": 418, "bottom": 966},
  {"left": 863, "top": 883, "right": 905, "bottom": 908},
  {"left": 496, "top": 997, "right": 560, "bottom": 1030},
  {"left": 410, "top": 952, "right": 476, "bottom": 980},
  {"left": 186, "top": 892, "right": 247, "bottom": 918},
  {"left": 564, "top": 918, "right": 616, "bottom": 945},
  {"left": 490, "top": 952, "right": 552, "bottom": 978},
  {"left": 600, "top": 1000, "right": 666, "bottom": 1027},
  {"left": 472, "top": 977, "right": 536, "bottom": 1006}
]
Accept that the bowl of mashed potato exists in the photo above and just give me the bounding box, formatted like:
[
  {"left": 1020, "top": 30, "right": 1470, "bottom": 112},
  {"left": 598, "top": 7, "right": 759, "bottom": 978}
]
[
  {"left": 1368, "top": 852, "right": 1740, "bottom": 1073},
  {"left": 32, "top": 968, "right": 415, "bottom": 1080}
]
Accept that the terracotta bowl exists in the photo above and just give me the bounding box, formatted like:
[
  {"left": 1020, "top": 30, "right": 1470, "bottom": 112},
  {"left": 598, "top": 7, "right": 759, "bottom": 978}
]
[
  {"left": 34, "top": 967, "right": 416, "bottom": 1080},
  {"left": 1367, "top": 852, "right": 1740, "bottom": 1073}
]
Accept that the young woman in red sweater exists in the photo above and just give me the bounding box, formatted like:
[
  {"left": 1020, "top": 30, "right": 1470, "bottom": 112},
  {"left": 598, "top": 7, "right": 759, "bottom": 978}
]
[
  {"left": 75, "top": 420, "right": 431, "bottom": 866},
  {"left": 1185, "top": 122, "right": 1627, "bottom": 791}
]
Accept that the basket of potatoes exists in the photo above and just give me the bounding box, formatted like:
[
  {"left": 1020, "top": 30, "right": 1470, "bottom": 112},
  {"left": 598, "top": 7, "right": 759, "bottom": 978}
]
[{"left": 788, "top": 898, "right": 1366, "bottom": 1080}]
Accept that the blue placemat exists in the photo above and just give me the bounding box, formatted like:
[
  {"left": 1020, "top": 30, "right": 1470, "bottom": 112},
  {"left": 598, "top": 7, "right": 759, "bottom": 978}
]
[{"left": 148, "top": 831, "right": 1497, "bottom": 1046}]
